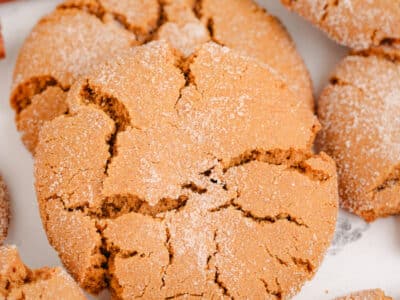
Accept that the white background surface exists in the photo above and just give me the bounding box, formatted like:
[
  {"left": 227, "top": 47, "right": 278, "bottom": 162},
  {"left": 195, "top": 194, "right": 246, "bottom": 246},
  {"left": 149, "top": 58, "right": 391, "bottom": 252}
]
[{"left": 0, "top": 1, "right": 399, "bottom": 299}]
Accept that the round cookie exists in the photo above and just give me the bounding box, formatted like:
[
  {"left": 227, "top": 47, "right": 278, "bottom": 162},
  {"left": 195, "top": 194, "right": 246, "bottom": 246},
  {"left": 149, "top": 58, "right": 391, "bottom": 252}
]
[
  {"left": 0, "top": 245, "right": 86, "bottom": 299},
  {"left": 35, "top": 41, "right": 338, "bottom": 298},
  {"left": 12, "top": 0, "right": 313, "bottom": 154},
  {"left": 281, "top": 0, "right": 400, "bottom": 50},
  {"left": 317, "top": 50, "right": 400, "bottom": 221},
  {"left": 335, "top": 289, "right": 393, "bottom": 300},
  {"left": 0, "top": 175, "right": 9, "bottom": 244}
]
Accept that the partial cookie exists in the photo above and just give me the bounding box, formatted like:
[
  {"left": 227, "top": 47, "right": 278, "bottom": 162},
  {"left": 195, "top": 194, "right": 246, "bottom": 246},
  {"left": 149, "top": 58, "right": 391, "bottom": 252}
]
[
  {"left": 335, "top": 289, "right": 393, "bottom": 300},
  {"left": 35, "top": 41, "right": 338, "bottom": 298},
  {"left": 317, "top": 50, "right": 400, "bottom": 221},
  {"left": 281, "top": 0, "right": 400, "bottom": 50},
  {"left": 12, "top": 0, "right": 313, "bottom": 154},
  {"left": 0, "top": 23, "right": 4, "bottom": 59},
  {"left": 0, "top": 176, "right": 9, "bottom": 244},
  {"left": 0, "top": 245, "right": 86, "bottom": 299}
]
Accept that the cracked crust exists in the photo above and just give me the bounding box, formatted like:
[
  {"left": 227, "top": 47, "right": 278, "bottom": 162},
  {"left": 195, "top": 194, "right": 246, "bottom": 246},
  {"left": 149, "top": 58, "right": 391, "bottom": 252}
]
[
  {"left": 335, "top": 289, "right": 393, "bottom": 300},
  {"left": 0, "top": 176, "right": 9, "bottom": 245},
  {"left": 0, "top": 245, "right": 86, "bottom": 299},
  {"left": 12, "top": 0, "right": 313, "bottom": 154},
  {"left": 35, "top": 41, "right": 338, "bottom": 299},
  {"left": 317, "top": 51, "right": 400, "bottom": 221},
  {"left": 281, "top": 0, "right": 400, "bottom": 50}
]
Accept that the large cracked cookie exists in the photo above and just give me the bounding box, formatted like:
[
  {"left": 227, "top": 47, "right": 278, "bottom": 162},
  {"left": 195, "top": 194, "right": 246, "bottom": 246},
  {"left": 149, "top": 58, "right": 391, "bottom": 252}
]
[
  {"left": 35, "top": 41, "right": 338, "bottom": 299},
  {"left": 0, "top": 245, "right": 86, "bottom": 299},
  {"left": 335, "top": 289, "right": 393, "bottom": 300},
  {"left": 281, "top": 0, "right": 400, "bottom": 50},
  {"left": 316, "top": 48, "right": 400, "bottom": 222},
  {"left": 12, "top": 0, "right": 313, "bottom": 154}
]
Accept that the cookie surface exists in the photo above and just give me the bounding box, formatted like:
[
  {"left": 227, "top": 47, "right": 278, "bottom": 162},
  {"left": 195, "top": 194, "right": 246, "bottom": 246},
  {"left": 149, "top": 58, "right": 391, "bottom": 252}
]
[
  {"left": 281, "top": 0, "right": 400, "bottom": 50},
  {"left": 0, "top": 176, "right": 9, "bottom": 244},
  {"left": 335, "top": 289, "right": 393, "bottom": 300},
  {"left": 12, "top": 0, "right": 313, "bottom": 154},
  {"left": 317, "top": 49, "right": 400, "bottom": 221},
  {"left": 0, "top": 245, "right": 86, "bottom": 299},
  {"left": 35, "top": 41, "right": 338, "bottom": 298}
]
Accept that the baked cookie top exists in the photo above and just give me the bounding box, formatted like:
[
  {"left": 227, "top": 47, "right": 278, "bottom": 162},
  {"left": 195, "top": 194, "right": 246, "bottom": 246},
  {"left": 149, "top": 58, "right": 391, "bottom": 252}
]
[
  {"left": 335, "top": 289, "right": 393, "bottom": 300},
  {"left": 317, "top": 48, "right": 400, "bottom": 221},
  {"left": 35, "top": 41, "right": 338, "bottom": 298},
  {"left": 0, "top": 245, "right": 86, "bottom": 299},
  {"left": 281, "top": 0, "right": 400, "bottom": 50},
  {"left": 11, "top": 0, "right": 313, "bottom": 154},
  {"left": 0, "top": 176, "right": 9, "bottom": 245}
]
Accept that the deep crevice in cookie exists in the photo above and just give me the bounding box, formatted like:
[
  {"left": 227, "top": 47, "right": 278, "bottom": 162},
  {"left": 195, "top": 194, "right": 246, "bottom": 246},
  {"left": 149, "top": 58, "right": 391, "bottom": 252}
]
[
  {"left": 160, "top": 225, "right": 174, "bottom": 290},
  {"left": 192, "top": 0, "right": 224, "bottom": 46},
  {"left": 11, "top": 76, "right": 69, "bottom": 114},
  {"left": 260, "top": 278, "right": 282, "bottom": 299},
  {"left": 165, "top": 293, "right": 204, "bottom": 299},
  {"left": 371, "top": 165, "right": 400, "bottom": 194},
  {"left": 95, "top": 194, "right": 189, "bottom": 219},
  {"left": 211, "top": 230, "right": 233, "bottom": 299},
  {"left": 209, "top": 197, "right": 308, "bottom": 228},
  {"left": 80, "top": 82, "right": 131, "bottom": 176},
  {"left": 352, "top": 47, "right": 400, "bottom": 64},
  {"left": 57, "top": 0, "right": 160, "bottom": 42},
  {"left": 223, "top": 148, "right": 330, "bottom": 181}
]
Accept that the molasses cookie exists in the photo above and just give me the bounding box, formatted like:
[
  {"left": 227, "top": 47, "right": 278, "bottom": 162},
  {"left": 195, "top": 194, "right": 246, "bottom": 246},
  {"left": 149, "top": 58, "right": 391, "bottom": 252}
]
[
  {"left": 317, "top": 50, "right": 400, "bottom": 221},
  {"left": 12, "top": 0, "right": 313, "bottom": 154},
  {"left": 35, "top": 41, "right": 338, "bottom": 298},
  {"left": 0, "top": 175, "right": 9, "bottom": 244},
  {"left": 0, "top": 245, "right": 86, "bottom": 299},
  {"left": 335, "top": 289, "right": 393, "bottom": 300},
  {"left": 281, "top": 0, "right": 400, "bottom": 50}
]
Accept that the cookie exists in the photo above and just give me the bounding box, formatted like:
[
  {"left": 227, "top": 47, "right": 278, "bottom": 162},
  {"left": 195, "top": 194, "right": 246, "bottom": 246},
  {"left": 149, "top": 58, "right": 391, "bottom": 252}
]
[
  {"left": 0, "top": 245, "right": 86, "bottom": 299},
  {"left": 12, "top": 0, "right": 313, "bottom": 154},
  {"left": 316, "top": 49, "right": 400, "bottom": 221},
  {"left": 0, "top": 24, "right": 4, "bottom": 59},
  {"left": 0, "top": 176, "right": 9, "bottom": 244},
  {"left": 335, "top": 289, "right": 393, "bottom": 300},
  {"left": 34, "top": 41, "right": 338, "bottom": 298},
  {"left": 281, "top": 0, "right": 400, "bottom": 50}
]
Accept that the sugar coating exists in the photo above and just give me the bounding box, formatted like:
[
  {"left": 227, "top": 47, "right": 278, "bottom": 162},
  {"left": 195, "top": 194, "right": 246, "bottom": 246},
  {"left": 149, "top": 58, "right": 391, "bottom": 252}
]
[
  {"left": 317, "top": 51, "right": 400, "bottom": 221},
  {"left": 0, "top": 245, "right": 86, "bottom": 299},
  {"left": 35, "top": 41, "right": 338, "bottom": 299},
  {"left": 0, "top": 176, "right": 9, "bottom": 245},
  {"left": 11, "top": 0, "right": 313, "bottom": 154},
  {"left": 281, "top": 0, "right": 400, "bottom": 50},
  {"left": 335, "top": 288, "right": 393, "bottom": 300}
]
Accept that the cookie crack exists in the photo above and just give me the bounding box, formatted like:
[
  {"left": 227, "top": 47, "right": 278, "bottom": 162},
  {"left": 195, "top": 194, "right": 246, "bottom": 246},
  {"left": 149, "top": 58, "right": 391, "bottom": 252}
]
[
  {"left": 352, "top": 45, "right": 400, "bottom": 64},
  {"left": 58, "top": 0, "right": 161, "bottom": 42},
  {"left": 11, "top": 76, "right": 69, "bottom": 115},
  {"left": 370, "top": 165, "right": 400, "bottom": 195},
  {"left": 209, "top": 197, "right": 308, "bottom": 228},
  {"left": 192, "top": 0, "right": 224, "bottom": 46},
  {"left": 260, "top": 278, "right": 282, "bottom": 300},
  {"left": 164, "top": 293, "right": 204, "bottom": 299},
  {"left": 211, "top": 230, "right": 234, "bottom": 299},
  {"left": 160, "top": 225, "right": 174, "bottom": 291},
  {"left": 223, "top": 148, "right": 331, "bottom": 182}
]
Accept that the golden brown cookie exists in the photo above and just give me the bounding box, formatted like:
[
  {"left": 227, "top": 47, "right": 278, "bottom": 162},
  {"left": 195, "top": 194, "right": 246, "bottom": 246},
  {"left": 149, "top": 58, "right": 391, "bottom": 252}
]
[
  {"left": 335, "top": 289, "right": 393, "bottom": 300},
  {"left": 0, "top": 176, "right": 9, "bottom": 245},
  {"left": 34, "top": 41, "right": 338, "bottom": 298},
  {"left": 0, "top": 245, "right": 86, "bottom": 299},
  {"left": 12, "top": 0, "right": 313, "bottom": 154},
  {"left": 317, "top": 49, "right": 400, "bottom": 221},
  {"left": 281, "top": 0, "right": 400, "bottom": 50}
]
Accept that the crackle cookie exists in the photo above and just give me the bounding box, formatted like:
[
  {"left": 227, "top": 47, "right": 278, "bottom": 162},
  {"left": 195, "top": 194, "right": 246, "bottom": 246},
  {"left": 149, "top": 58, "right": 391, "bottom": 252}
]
[
  {"left": 34, "top": 41, "right": 338, "bottom": 299},
  {"left": 0, "top": 245, "right": 86, "bottom": 299},
  {"left": 317, "top": 49, "right": 400, "bottom": 221},
  {"left": 281, "top": 0, "right": 400, "bottom": 50},
  {"left": 335, "top": 289, "right": 393, "bottom": 300},
  {"left": 0, "top": 176, "right": 9, "bottom": 245},
  {"left": 11, "top": 0, "right": 313, "bottom": 154}
]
